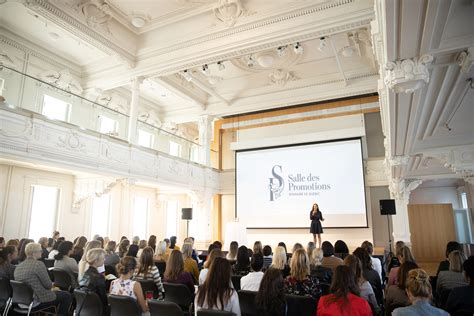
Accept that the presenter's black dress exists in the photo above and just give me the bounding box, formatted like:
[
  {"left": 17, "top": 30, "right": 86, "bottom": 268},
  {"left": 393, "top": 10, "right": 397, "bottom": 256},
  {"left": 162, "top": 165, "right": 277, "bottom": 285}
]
[{"left": 310, "top": 210, "right": 324, "bottom": 234}]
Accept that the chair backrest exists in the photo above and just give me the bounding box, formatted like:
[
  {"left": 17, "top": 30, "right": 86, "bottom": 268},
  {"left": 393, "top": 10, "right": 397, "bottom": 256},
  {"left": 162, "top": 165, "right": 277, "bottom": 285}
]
[
  {"left": 53, "top": 269, "right": 73, "bottom": 291},
  {"left": 320, "top": 282, "right": 330, "bottom": 295},
  {"left": 148, "top": 300, "right": 183, "bottom": 316},
  {"left": 74, "top": 289, "right": 103, "bottom": 316},
  {"left": 231, "top": 275, "right": 241, "bottom": 291},
  {"left": 285, "top": 294, "right": 317, "bottom": 316},
  {"left": 155, "top": 262, "right": 166, "bottom": 277},
  {"left": 137, "top": 279, "right": 159, "bottom": 299},
  {"left": 163, "top": 282, "right": 193, "bottom": 311},
  {"left": 0, "top": 278, "right": 12, "bottom": 302},
  {"left": 108, "top": 294, "right": 141, "bottom": 316},
  {"left": 197, "top": 309, "right": 236, "bottom": 315},
  {"left": 237, "top": 290, "right": 257, "bottom": 316},
  {"left": 10, "top": 280, "right": 34, "bottom": 306}
]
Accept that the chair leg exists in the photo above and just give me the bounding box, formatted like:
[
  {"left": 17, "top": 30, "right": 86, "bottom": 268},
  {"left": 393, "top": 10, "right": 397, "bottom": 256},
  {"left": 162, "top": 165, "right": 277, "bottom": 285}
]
[
  {"left": 2, "top": 298, "right": 11, "bottom": 316},
  {"left": 27, "top": 302, "right": 34, "bottom": 316}
]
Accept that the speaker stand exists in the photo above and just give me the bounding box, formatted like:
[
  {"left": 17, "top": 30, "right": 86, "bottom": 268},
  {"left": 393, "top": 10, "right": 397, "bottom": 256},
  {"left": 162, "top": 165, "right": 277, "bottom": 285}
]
[
  {"left": 386, "top": 214, "right": 392, "bottom": 253},
  {"left": 186, "top": 219, "right": 190, "bottom": 238}
]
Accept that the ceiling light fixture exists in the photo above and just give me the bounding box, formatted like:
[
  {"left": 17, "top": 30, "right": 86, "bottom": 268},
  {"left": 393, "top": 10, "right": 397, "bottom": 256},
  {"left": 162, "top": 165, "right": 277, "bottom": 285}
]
[
  {"left": 217, "top": 61, "right": 225, "bottom": 71},
  {"left": 247, "top": 55, "right": 255, "bottom": 67},
  {"left": 293, "top": 42, "right": 303, "bottom": 54},
  {"left": 182, "top": 70, "right": 193, "bottom": 82},
  {"left": 201, "top": 64, "right": 210, "bottom": 75},
  {"left": 277, "top": 46, "right": 287, "bottom": 57},
  {"left": 318, "top": 37, "right": 327, "bottom": 52},
  {"left": 131, "top": 16, "right": 147, "bottom": 28}
]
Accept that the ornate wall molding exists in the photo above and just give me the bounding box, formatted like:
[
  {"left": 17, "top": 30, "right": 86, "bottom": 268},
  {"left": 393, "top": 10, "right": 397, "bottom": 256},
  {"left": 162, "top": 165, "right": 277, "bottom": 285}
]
[
  {"left": 72, "top": 176, "right": 122, "bottom": 210},
  {"left": 213, "top": 0, "right": 248, "bottom": 27},
  {"left": 40, "top": 69, "right": 83, "bottom": 94},
  {"left": 389, "top": 178, "right": 423, "bottom": 201},
  {"left": 384, "top": 55, "right": 434, "bottom": 93},
  {"left": 456, "top": 48, "right": 474, "bottom": 73}
]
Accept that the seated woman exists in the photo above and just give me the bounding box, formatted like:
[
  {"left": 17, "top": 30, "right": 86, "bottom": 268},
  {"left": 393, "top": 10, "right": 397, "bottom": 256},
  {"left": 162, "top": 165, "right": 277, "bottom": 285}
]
[
  {"left": 334, "top": 240, "right": 350, "bottom": 260},
  {"left": 255, "top": 268, "right": 286, "bottom": 316},
  {"left": 0, "top": 245, "right": 18, "bottom": 280},
  {"left": 199, "top": 248, "right": 224, "bottom": 285},
  {"left": 104, "top": 240, "right": 120, "bottom": 267},
  {"left": 117, "top": 239, "right": 130, "bottom": 258},
  {"left": 353, "top": 247, "right": 383, "bottom": 305},
  {"left": 320, "top": 241, "right": 343, "bottom": 273},
  {"left": 78, "top": 248, "right": 109, "bottom": 314},
  {"left": 226, "top": 241, "right": 238, "bottom": 261},
  {"left": 284, "top": 248, "right": 321, "bottom": 299},
  {"left": 182, "top": 242, "right": 199, "bottom": 284},
  {"left": 195, "top": 257, "right": 241, "bottom": 315},
  {"left": 385, "top": 261, "right": 419, "bottom": 315},
  {"left": 54, "top": 241, "right": 79, "bottom": 288},
  {"left": 445, "top": 255, "right": 474, "bottom": 314},
  {"left": 232, "top": 245, "right": 251, "bottom": 276},
  {"left": 153, "top": 240, "right": 167, "bottom": 263},
  {"left": 14, "top": 243, "right": 72, "bottom": 316},
  {"left": 310, "top": 247, "right": 332, "bottom": 283},
  {"left": 134, "top": 246, "right": 164, "bottom": 299},
  {"left": 344, "top": 255, "right": 378, "bottom": 310},
  {"left": 78, "top": 240, "right": 102, "bottom": 281},
  {"left": 163, "top": 249, "right": 194, "bottom": 294},
  {"left": 17, "top": 238, "right": 34, "bottom": 262},
  {"left": 437, "top": 241, "right": 463, "bottom": 277},
  {"left": 71, "top": 236, "right": 87, "bottom": 263},
  {"left": 436, "top": 250, "right": 468, "bottom": 296},
  {"left": 392, "top": 269, "right": 448, "bottom": 316},
  {"left": 110, "top": 256, "right": 148, "bottom": 314},
  {"left": 253, "top": 241, "right": 263, "bottom": 256},
  {"left": 48, "top": 239, "right": 63, "bottom": 259},
  {"left": 270, "top": 246, "right": 291, "bottom": 278},
  {"left": 387, "top": 245, "right": 416, "bottom": 286},
  {"left": 136, "top": 240, "right": 147, "bottom": 258},
  {"left": 317, "top": 265, "right": 372, "bottom": 316}
]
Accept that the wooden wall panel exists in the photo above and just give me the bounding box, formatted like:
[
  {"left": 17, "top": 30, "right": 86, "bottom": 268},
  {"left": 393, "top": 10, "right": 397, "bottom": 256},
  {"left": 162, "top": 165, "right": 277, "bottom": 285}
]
[{"left": 408, "top": 204, "right": 455, "bottom": 262}]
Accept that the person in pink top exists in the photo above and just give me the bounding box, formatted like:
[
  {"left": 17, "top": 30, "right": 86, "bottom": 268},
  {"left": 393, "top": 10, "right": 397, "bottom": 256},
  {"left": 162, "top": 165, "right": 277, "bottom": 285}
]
[{"left": 317, "top": 265, "right": 372, "bottom": 316}]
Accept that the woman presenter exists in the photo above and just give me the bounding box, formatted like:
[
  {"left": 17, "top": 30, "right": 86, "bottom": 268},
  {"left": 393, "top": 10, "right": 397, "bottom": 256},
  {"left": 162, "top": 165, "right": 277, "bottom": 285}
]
[{"left": 310, "top": 203, "right": 324, "bottom": 248}]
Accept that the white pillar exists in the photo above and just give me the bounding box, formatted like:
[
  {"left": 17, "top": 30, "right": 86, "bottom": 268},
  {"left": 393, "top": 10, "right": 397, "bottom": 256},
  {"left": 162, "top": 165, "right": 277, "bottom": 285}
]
[
  {"left": 198, "top": 115, "right": 213, "bottom": 166},
  {"left": 127, "top": 77, "right": 143, "bottom": 144},
  {"left": 389, "top": 178, "right": 422, "bottom": 244},
  {"left": 189, "top": 190, "right": 213, "bottom": 244}
]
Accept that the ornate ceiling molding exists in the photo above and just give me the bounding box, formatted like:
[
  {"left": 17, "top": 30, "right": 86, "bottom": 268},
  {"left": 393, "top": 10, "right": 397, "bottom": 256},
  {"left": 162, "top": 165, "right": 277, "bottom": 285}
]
[
  {"left": 456, "top": 48, "right": 474, "bottom": 74},
  {"left": 389, "top": 178, "right": 423, "bottom": 201},
  {"left": 384, "top": 55, "right": 434, "bottom": 93},
  {"left": 213, "top": 0, "right": 250, "bottom": 27}
]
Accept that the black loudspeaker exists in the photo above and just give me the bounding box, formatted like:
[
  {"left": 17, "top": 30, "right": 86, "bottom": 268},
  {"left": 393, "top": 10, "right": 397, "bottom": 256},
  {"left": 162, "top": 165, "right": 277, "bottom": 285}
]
[
  {"left": 181, "top": 208, "right": 193, "bottom": 220},
  {"left": 380, "top": 199, "right": 396, "bottom": 215}
]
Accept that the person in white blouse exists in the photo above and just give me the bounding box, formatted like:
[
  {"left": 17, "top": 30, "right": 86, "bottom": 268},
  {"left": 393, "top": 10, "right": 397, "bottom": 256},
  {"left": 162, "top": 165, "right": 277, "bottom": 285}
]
[
  {"left": 199, "top": 248, "right": 224, "bottom": 285},
  {"left": 240, "top": 254, "right": 264, "bottom": 291},
  {"left": 362, "top": 241, "right": 383, "bottom": 283}
]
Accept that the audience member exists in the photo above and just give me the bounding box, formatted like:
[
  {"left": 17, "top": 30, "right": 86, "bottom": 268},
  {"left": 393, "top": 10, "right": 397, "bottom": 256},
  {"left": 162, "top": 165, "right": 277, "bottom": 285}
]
[
  {"left": 96, "top": 236, "right": 104, "bottom": 249},
  {"left": 118, "top": 239, "right": 130, "bottom": 258},
  {"left": 154, "top": 240, "right": 168, "bottom": 262},
  {"left": 334, "top": 240, "right": 349, "bottom": 260},
  {"left": 147, "top": 235, "right": 157, "bottom": 252},
  {"left": 14, "top": 243, "right": 72, "bottom": 315},
  {"left": 136, "top": 239, "right": 147, "bottom": 258},
  {"left": 310, "top": 247, "right": 332, "bottom": 283},
  {"left": 0, "top": 245, "right": 18, "bottom": 279},
  {"left": 270, "top": 246, "right": 291, "bottom": 278},
  {"left": 213, "top": 240, "right": 223, "bottom": 250},
  {"left": 445, "top": 255, "right": 474, "bottom": 314},
  {"left": 6, "top": 239, "right": 19, "bottom": 248},
  {"left": 134, "top": 246, "right": 164, "bottom": 299},
  {"left": 253, "top": 241, "right": 263, "bottom": 255},
  {"left": 38, "top": 237, "right": 50, "bottom": 259},
  {"left": 126, "top": 243, "right": 139, "bottom": 257},
  {"left": 292, "top": 243, "right": 303, "bottom": 254},
  {"left": 388, "top": 245, "right": 416, "bottom": 286},
  {"left": 256, "top": 268, "right": 286, "bottom": 316},
  {"left": 78, "top": 248, "right": 108, "bottom": 314},
  {"left": 437, "top": 241, "right": 463, "bottom": 277},
  {"left": 317, "top": 265, "right": 372, "bottom": 316},
  {"left": 385, "top": 261, "right": 419, "bottom": 314},
  {"left": 182, "top": 242, "right": 199, "bottom": 284},
  {"left": 195, "top": 257, "right": 241, "bottom": 315},
  {"left": 436, "top": 250, "right": 468, "bottom": 296},
  {"left": 307, "top": 241, "right": 316, "bottom": 260},
  {"left": 54, "top": 241, "right": 79, "bottom": 287},
  {"left": 262, "top": 245, "right": 273, "bottom": 269},
  {"left": 241, "top": 253, "right": 264, "bottom": 291},
  {"left": 0, "top": 236, "right": 5, "bottom": 248},
  {"left": 321, "top": 241, "right": 343, "bottom": 273},
  {"left": 392, "top": 269, "right": 448, "bottom": 316},
  {"left": 227, "top": 241, "right": 238, "bottom": 261},
  {"left": 110, "top": 256, "right": 149, "bottom": 314},
  {"left": 78, "top": 240, "right": 102, "bottom": 281},
  {"left": 48, "top": 239, "right": 63, "bottom": 259},
  {"left": 344, "top": 254, "right": 378, "bottom": 309},
  {"left": 169, "top": 235, "right": 180, "bottom": 250},
  {"left": 104, "top": 240, "right": 120, "bottom": 267},
  {"left": 361, "top": 240, "right": 382, "bottom": 282},
  {"left": 71, "top": 236, "right": 87, "bottom": 262},
  {"left": 284, "top": 248, "right": 321, "bottom": 299},
  {"left": 233, "top": 245, "right": 251, "bottom": 276},
  {"left": 18, "top": 238, "right": 34, "bottom": 262},
  {"left": 353, "top": 247, "right": 383, "bottom": 305},
  {"left": 386, "top": 241, "right": 405, "bottom": 273},
  {"left": 199, "top": 248, "right": 223, "bottom": 285},
  {"left": 163, "top": 249, "right": 194, "bottom": 293}
]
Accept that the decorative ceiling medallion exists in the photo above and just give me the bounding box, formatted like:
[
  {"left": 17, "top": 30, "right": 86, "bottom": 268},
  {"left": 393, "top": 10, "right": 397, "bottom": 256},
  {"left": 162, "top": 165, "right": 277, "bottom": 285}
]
[
  {"left": 213, "top": 0, "right": 250, "bottom": 27},
  {"left": 384, "top": 55, "right": 434, "bottom": 94},
  {"left": 78, "top": 0, "right": 112, "bottom": 33},
  {"left": 269, "top": 69, "right": 297, "bottom": 86}
]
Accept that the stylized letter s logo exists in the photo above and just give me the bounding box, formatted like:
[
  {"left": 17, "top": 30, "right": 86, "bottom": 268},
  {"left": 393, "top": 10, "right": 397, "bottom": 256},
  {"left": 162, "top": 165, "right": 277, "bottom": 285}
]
[{"left": 269, "top": 165, "right": 284, "bottom": 201}]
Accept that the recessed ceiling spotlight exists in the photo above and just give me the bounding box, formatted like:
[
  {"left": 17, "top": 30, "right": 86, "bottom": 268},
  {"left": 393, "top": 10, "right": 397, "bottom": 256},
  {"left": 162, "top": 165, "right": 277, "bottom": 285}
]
[
  {"left": 318, "top": 37, "right": 327, "bottom": 52},
  {"left": 182, "top": 70, "right": 193, "bottom": 82},
  {"left": 131, "top": 15, "right": 147, "bottom": 28},
  {"left": 201, "top": 64, "right": 210, "bottom": 75},
  {"left": 342, "top": 46, "right": 355, "bottom": 57},
  {"left": 48, "top": 32, "right": 60, "bottom": 41},
  {"left": 277, "top": 46, "right": 287, "bottom": 57},
  {"left": 293, "top": 42, "right": 303, "bottom": 54},
  {"left": 247, "top": 55, "right": 255, "bottom": 67},
  {"left": 217, "top": 61, "right": 225, "bottom": 71}
]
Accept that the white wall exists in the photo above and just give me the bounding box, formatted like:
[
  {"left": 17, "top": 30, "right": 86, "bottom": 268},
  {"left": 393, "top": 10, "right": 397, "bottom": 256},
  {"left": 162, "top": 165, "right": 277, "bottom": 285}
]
[{"left": 410, "top": 186, "right": 461, "bottom": 209}]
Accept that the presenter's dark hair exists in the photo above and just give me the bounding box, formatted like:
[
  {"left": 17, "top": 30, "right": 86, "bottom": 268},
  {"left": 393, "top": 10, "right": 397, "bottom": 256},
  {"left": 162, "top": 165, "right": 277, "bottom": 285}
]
[{"left": 321, "top": 241, "right": 334, "bottom": 257}]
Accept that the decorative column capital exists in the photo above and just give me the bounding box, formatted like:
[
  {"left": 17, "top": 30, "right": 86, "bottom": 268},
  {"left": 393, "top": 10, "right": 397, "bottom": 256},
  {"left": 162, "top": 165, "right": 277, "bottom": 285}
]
[
  {"left": 389, "top": 178, "right": 423, "bottom": 201},
  {"left": 384, "top": 55, "right": 433, "bottom": 93}
]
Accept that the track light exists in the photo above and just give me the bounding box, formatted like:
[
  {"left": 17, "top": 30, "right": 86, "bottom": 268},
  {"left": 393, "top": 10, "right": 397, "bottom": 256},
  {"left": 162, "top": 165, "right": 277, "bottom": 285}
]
[
  {"left": 182, "top": 70, "right": 192, "bottom": 81},
  {"left": 247, "top": 55, "right": 255, "bottom": 67},
  {"left": 201, "top": 64, "right": 210, "bottom": 75},
  {"left": 293, "top": 42, "right": 303, "bottom": 54},
  {"left": 276, "top": 46, "right": 287, "bottom": 57},
  {"left": 217, "top": 61, "right": 225, "bottom": 71},
  {"left": 318, "top": 37, "right": 327, "bottom": 52}
]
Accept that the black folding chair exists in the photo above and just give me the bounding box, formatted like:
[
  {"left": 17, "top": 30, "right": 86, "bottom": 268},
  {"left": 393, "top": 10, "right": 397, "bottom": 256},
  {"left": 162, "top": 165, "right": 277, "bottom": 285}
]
[
  {"left": 285, "top": 294, "right": 317, "bottom": 316},
  {"left": 108, "top": 294, "right": 141, "bottom": 316},
  {"left": 74, "top": 289, "right": 103, "bottom": 316},
  {"left": 149, "top": 300, "right": 183, "bottom": 316},
  {"left": 231, "top": 275, "right": 241, "bottom": 291},
  {"left": 9, "top": 280, "right": 57, "bottom": 315},
  {"left": 137, "top": 279, "right": 159, "bottom": 299},
  {"left": 237, "top": 290, "right": 257, "bottom": 316},
  {"left": 52, "top": 269, "right": 74, "bottom": 291},
  {"left": 197, "top": 310, "right": 236, "bottom": 315},
  {"left": 0, "top": 278, "right": 12, "bottom": 316},
  {"left": 163, "top": 282, "right": 194, "bottom": 315}
]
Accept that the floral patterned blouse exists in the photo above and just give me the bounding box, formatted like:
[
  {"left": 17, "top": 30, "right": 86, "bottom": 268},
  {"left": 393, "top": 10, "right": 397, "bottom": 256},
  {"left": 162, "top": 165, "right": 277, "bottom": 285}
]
[
  {"left": 284, "top": 275, "right": 321, "bottom": 299},
  {"left": 110, "top": 278, "right": 136, "bottom": 299}
]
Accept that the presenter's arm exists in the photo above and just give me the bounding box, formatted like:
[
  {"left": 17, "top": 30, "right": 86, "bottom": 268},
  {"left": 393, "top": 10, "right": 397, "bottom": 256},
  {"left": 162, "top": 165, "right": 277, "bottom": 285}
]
[
  {"left": 320, "top": 211, "right": 324, "bottom": 221},
  {"left": 310, "top": 211, "right": 316, "bottom": 220}
]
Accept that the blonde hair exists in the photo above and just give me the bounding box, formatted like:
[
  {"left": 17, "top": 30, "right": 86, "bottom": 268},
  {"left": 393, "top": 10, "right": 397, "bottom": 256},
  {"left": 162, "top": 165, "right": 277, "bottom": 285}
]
[
  {"left": 25, "top": 243, "right": 42, "bottom": 257},
  {"left": 86, "top": 248, "right": 106, "bottom": 265},
  {"left": 138, "top": 240, "right": 147, "bottom": 249},
  {"left": 80, "top": 240, "right": 102, "bottom": 261},
  {"left": 307, "top": 242, "right": 316, "bottom": 260},
  {"left": 290, "top": 248, "right": 310, "bottom": 281},
  {"left": 311, "top": 247, "right": 323, "bottom": 266},
  {"left": 406, "top": 269, "right": 431, "bottom": 298},
  {"left": 397, "top": 246, "right": 416, "bottom": 264},
  {"left": 253, "top": 241, "right": 263, "bottom": 255},
  {"left": 448, "top": 250, "right": 466, "bottom": 272},
  {"left": 181, "top": 242, "right": 193, "bottom": 259},
  {"left": 271, "top": 246, "right": 287, "bottom": 270},
  {"left": 155, "top": 241, "right": 167, "bottom": 256}
]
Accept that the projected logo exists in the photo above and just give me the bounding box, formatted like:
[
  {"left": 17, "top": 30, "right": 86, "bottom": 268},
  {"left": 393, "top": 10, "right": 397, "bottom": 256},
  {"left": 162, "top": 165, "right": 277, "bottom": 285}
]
[{"left": 269, "top": 165, "right": 284, "bottom": 201}]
